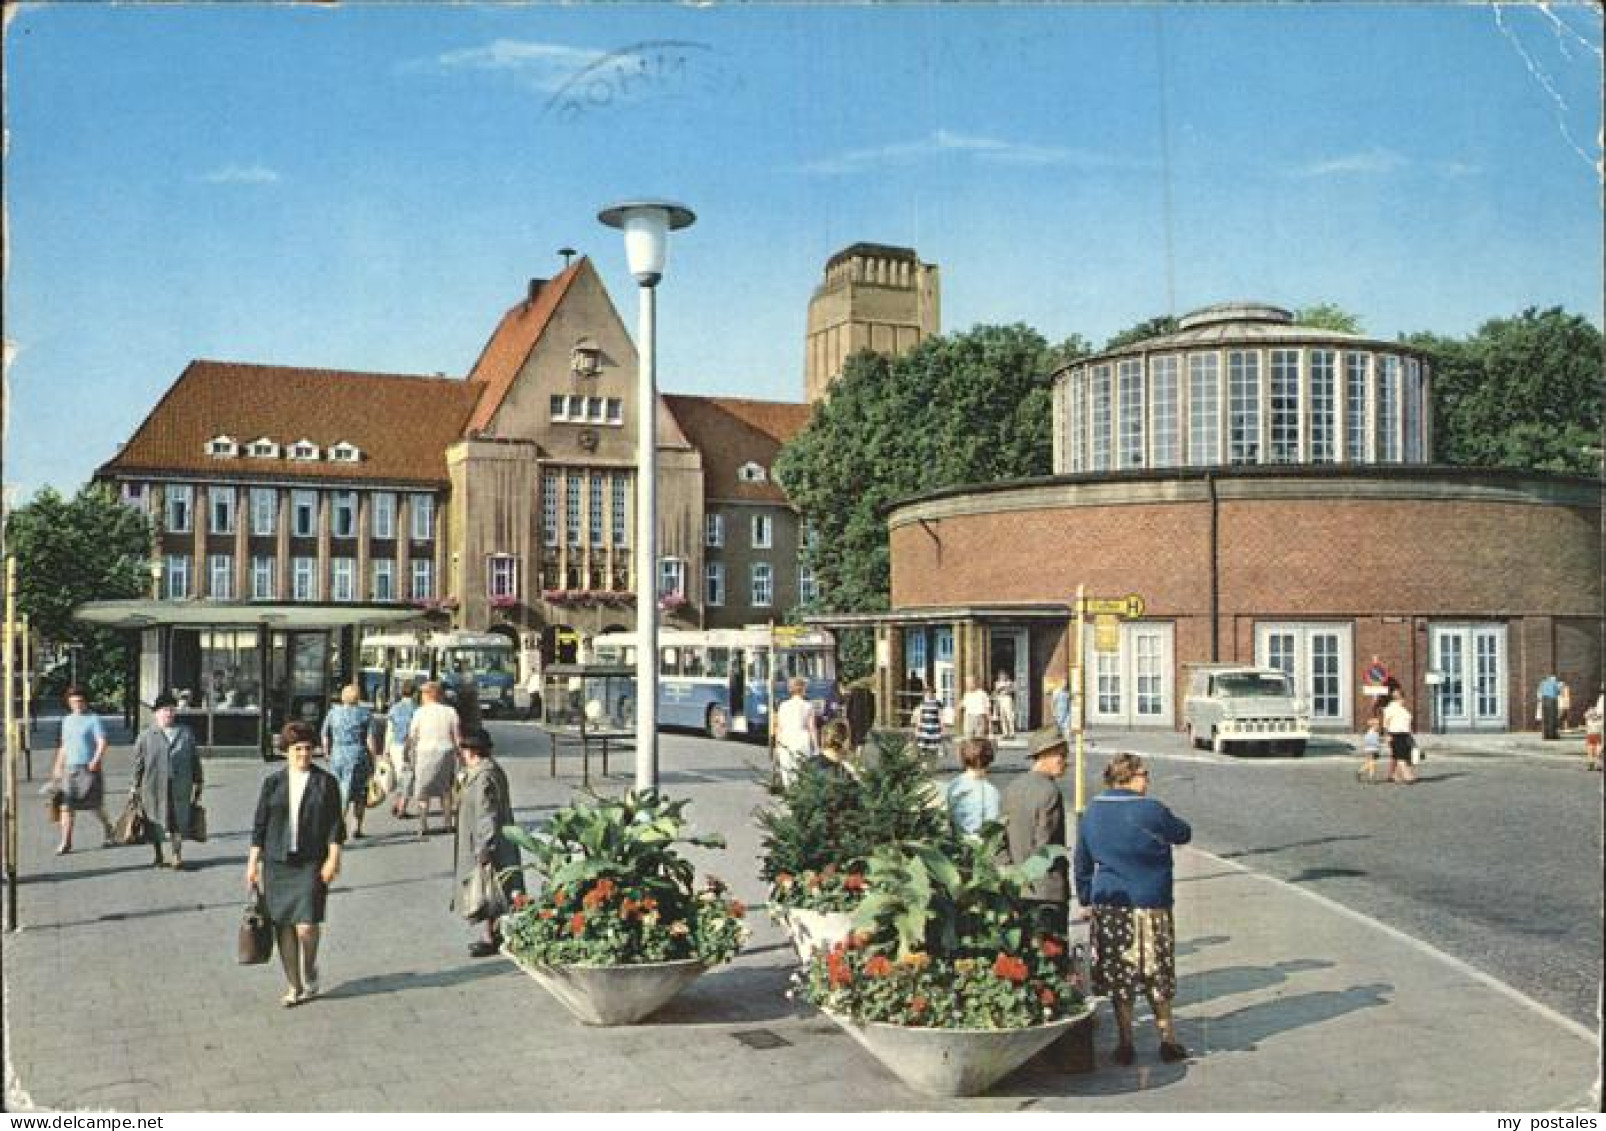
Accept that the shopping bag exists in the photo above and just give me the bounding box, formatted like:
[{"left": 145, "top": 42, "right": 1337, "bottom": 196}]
[
  {"left": 112, "top": 795, "right": 147, "bottom": 846},
  {"left": 188, "top": 803, "right": 208, "bottom": 843},
  {"left": 237, "top": 884, "right": 274, "bottom": 965}
]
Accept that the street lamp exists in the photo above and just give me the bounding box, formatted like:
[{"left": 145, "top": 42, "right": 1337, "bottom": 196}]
[{"left": 598, "top": 200, "right": 696, "bottom": 794}]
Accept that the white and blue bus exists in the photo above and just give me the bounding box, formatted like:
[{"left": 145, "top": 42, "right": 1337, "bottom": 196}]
[
  {"left": 357, "top": 632, "right": 432, "bottom": 707},
  {"left": 592, "top": 626, "right": 840, "bottom": 740},
  {"left": 358, "top": 630, "right": 518, "bottom": 715}
]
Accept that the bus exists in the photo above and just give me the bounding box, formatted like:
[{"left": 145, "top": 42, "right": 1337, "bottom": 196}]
[
  {"left": 591, "top": 626, "right": 840, "bottom": 740},
  {"left": 357, "top": 630, "right": 518, "bottom": 716}
]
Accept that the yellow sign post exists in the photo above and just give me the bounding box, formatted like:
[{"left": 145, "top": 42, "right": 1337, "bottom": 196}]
[
  {"left": 1071, "top": 584, "right": 1086, "bottom": 814},
  {"left": 4, "top": 556, "right": 17, "bottom": 931},
  {"left": 1070, "top": 592, "right": 1145, "bottom": 814}
]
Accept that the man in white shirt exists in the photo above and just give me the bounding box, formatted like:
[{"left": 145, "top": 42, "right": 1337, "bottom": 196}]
[{"left": 961, "top": 676, "right": 992, "bottom": 739}]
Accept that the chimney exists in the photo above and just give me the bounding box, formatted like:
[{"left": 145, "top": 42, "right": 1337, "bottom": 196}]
[{"left": 527, "top": 278, "right": 546, "bottom": 306}]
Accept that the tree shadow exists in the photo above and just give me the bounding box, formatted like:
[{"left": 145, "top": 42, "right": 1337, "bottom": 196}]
[
  {"left": 1286, "top": 866, "right": 1368, "bottom": 883},
  {"left": 1214, "top": 834, "right": 1369, "bottom": 861}
]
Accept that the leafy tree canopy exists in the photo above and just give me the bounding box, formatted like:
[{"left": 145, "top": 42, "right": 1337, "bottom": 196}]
[
  {"left": 4, "top": 483, "right": 151, "bottom": 701},
  {"left": 1295, "top": 303, "right": 1364, "bottom": 334},
  {"left": 1102, "top": 315, "right": 1177, "bottom": 352},
  {"left": 1406, "top": 306, "right": 1602, "bottom": 475}
]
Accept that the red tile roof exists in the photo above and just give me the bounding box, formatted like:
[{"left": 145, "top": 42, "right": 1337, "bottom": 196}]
[
  {"left": 465, "top": 258, "right": 586, "bottom": 434},
  {"left": 96, "top": 360, "right": 484, "bottom": 486},
  {"left": 661, "top": 394, "right": 813, "bottom": 503}
]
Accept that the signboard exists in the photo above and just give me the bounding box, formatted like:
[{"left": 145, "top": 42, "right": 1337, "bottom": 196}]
[
  {"left": 1093, "top": 614, "right": 1121, "bottom": 653},
  {"left": 1081, "top": 594, "right": 1146, "bottom": 619},
  {"left": 1364, "top": 659, "right": 1389, "bottom": 685}
]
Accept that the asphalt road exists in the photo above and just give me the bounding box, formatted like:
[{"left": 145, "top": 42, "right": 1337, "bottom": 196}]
[{"left": 1047, "top": 732, "right": 1604, "bottom": 1030}]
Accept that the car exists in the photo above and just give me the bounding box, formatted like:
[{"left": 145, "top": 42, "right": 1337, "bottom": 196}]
[{"left": 1182, "top": 664, "right": 1311, "bottom": 756}]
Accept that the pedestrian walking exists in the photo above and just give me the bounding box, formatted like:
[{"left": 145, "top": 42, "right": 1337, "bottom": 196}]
[
  {"left": 1537, "top": 673, "right": 1562, "bottom": 740},
  {"left": 1002, "top": 728, "right": 1071, "bottom": 936},
  {"left": 50, "top": 686, "right": 114, "bottom": 854},
  {"left": 993, "top": 671, "right": 1018, "bottom": 738},
  {"left": 453, "top": 730, "right": 524, "bottom": 958},
  {"left": 960, "top": 676, "right": 992, "bottom": 739},
  {"left": 1583, "top": 687, "right": 1603, "bottom": 772},
  {"left": 406, "top": 681, "right": 462, "bottom": 838},
  {"left": 1356, "top": 717, "right": 1383, "bottom": 783},
  {"left": 320, "top": 684, "right": 377, "bottom": 839},
  {"left": 913, "top": 685, "right": 945, "bottom": 764},
  {"left": 943, "top": 737, "right": 1001, "bottom": 836},
  {"left": 247, "top": 721, "right": 346, "bottom": 1008},
  {"left": 1383, "top": 686, "right": 1418, "bottom": 785},
  {"left": 1074, "top": 752, "right": 1192, "bottom": 1066},
  {"left": 1051, "top": 679, "right": 1072, "bottom": 742},
  {"left": 130, "top": 693, "right": 203, "bottom": 870},
  {"left": 386, "top": 680, "right": 419, "bottom": 817},
  {"left": 772, "top": 676, "right": 818, "bottom": 788}
]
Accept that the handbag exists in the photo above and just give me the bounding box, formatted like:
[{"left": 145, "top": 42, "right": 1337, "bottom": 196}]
[
  {"left": 365, "top": 773, "right": 387, "bottom": 810},
  {"left": 237, "top": 884, "right": 274, "bottom": 965},
  {"left": 188, "top": 803, "right": 208, "bottom": 843},
  {"left": 456, "top": 859, "right": 510, "bottom": 922},
  {"left": 112, "top": 795, "right": 147, "bottom": 846},
  {"left": 1410, "top": 738, "right": 1425, "bottom": 766}
]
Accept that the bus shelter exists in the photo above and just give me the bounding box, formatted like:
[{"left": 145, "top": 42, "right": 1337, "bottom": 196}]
[{"left": 74, "top": 600, "right": 422, "bottom": 757}]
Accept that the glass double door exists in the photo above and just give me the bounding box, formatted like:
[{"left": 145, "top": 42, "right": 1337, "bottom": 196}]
[
  {"left": 1429, "top": 623, "right": 1507, "bottom": 730},
  {"left": 1256, "top": 623, "right": 1353, "bottom": 729},
  {"left": 1084, "top": 622, "right": 1174, "bottom": 728}
]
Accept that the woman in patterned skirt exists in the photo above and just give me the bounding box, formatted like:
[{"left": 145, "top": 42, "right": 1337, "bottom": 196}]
[{"left": 1073, "top": 753, "right": 1193, "bottom": 1066}]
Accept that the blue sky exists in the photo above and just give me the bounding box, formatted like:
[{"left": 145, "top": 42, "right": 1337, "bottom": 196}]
[{"left": 4, "top": 2, "right": 1601, "bottom": 499}]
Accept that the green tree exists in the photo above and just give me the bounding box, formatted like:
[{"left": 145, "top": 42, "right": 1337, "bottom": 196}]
[
  {"left": 1408, "top": 306, "right": 1602, "bottom": 474},
  {"left": 1295, "top": 303, "right": 1364, "bottom": 334},
  {"left": 1102, "top": 315, "right": 1177, "bottom": 352},
  {"left": 776, "top": 325, "right": 1085, "bottom": 678},
  {"left": 4, "top": 483, "right": 152, "bottom": 703}
]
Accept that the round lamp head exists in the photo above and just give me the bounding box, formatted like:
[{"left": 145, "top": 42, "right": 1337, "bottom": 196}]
[{"left": 598, "top": 200, "right": 696, "bottom": 286}]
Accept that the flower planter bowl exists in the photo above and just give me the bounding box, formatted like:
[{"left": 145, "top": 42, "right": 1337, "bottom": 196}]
[
  {"left": 782, "top": 907, "right": 856, "bottom": 963},
  {"left": 503, "top": 950, "right": 706, "bottom": 1026},
  {"left": 825, "top": 1006, "right": 1092, "bottom": 1097}
]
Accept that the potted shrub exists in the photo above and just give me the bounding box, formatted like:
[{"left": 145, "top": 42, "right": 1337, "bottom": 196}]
[
  {"left": 499, "top": 790, "right": 748, "bottom": 1025},
  {"left": 759, "top": 734, "right": 946, "bottom": 960},
  {"left": 796, "top": 828, "right": 1090, "bottom": 1097}
]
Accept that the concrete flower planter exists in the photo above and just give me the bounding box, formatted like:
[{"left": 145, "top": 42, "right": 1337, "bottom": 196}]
[
  {"left": 503, "top": 950, "right": 706, "bottom": 1026},
  {"left": 825, "top": 1006, "right": 1092, "bottom": 1096},
  {"left": 782, "top": 907, "right": 856, "bottom": 962}
]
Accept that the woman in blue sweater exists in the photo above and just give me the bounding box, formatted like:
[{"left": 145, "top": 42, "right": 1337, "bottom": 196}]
[{"left": 1073, "top": 753, "right": 1192, "bottom": 1066}]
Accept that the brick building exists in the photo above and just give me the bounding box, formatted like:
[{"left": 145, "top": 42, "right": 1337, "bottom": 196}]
[{"left": 851, "top": 303, "right": 1603, "bottom": 735}]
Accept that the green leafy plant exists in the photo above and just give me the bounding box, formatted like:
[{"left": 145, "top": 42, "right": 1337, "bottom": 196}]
[{"left": 500, "top": 790, "right": 747, "bottom": 967}]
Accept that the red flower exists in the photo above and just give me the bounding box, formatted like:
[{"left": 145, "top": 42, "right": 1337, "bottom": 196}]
[
  {"left": 641, "top": 897, "right": 659, "bottom": 912},
  {"left": 1039, "top": 936, "right": 1066, "bottom": 959},
  {"left": 582, "top": 878, "right": 618, "bottom": 908},
  {"left": 843, "top": 873, "right": 867, "bottom": 893},
  {"left": 775, "top": 872, "right": 795, "bottom": 888},
  {"left": 729, "top": 899, "right": 747, "bottom": 919},
  {"left": 537, "top": 908, "right": 555, "bottom": 920},
  {"left": 511, "top": 892, "right": 531, "bottom": 911},
  {"left": 910, "top": 995, "right": 929, "bottom": 1014},
  {"left": 828, "top": 953, "right": 853, "bottom": 989},
  {"left": 568, "top": 913, "right": 586, "bottom": 937},
  {"left": 620, "top": 898, "right": 639, "bottom": 919},
  {"left": 1037, "top": 985, "right": 1057, "bottom": 1006},
  {"left": 992, "top": 954, "right": 1029, "bottom": 984},
  {"left": 863, "top": 956, "right": 894, "bottom": 978},
  {"left": 551, "top": 887, "right": 566, "bottom": 904}
]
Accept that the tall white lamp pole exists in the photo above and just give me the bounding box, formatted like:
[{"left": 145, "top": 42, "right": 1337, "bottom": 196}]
[{"left": 598, "top": 200, "right": 695, "bottom": 794}]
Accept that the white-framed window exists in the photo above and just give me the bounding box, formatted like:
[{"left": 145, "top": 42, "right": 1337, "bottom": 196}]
[
  {"left": 1084, "top": 621, "right": 1175, "bottom": 728},
  {"left": 751, "top": 514, "right": 773, "bottom": 549},
  {"left": 799, "top": 563, "right": 818, "bottom": 606},
  {"left": 410, "top": 494, "right": 434, "bottom": 541},
  {"left": 1269, "top": 349, "right": 1301, "bottom": 463},
  {"left": 120, "top": 482, "right": 149, "bottom": 513},
  {"left": 209, "top": 487, "right": 236, "bottom": 534},
  {"left": 1403, "top": 357, "right": 1424, "bottom": 463},
  {"left": 542, "top": 475, "right": 559, "bottom": 547},
  {"left": 291, "top": 557, "right": 318, "bottom": 601},
  {"left": 589, "top": 473, "right": 605, "bottom": 546},
  {"left": 550, "top": 394, "right": 568, "bottom": 422},
  {"left": 163, "top": 554, "right": 190, "bottom": 600},
  {"left": 1187, "top": 353, "right": 1220, "bottom": 465},
  {"left": 705, "top": 562, "right": 725, "bottom": 606},
  {"left": 611, "top": 474, "right": 629, "bottom": 545},
  {"left": 1089, "top": 363, "right": 1112, "bottom": 471},
  {"left": 165, "top": 484, "right": 193, "bottom": 534},
  {"left": 658, "top": 557, "right": 685, "bottom": 599},
  {"left": 288, "top": 439, "right": 320, "bottom": 462},
  {"left": 750, "top": 562, "right": 773, "bottom": 608},
  {"left": 1150, "top": 355, "right": 1180, "bottom": 469},
  {"left": 410, "top": 559, "right": 434, "bottom": 601},
  {"left": 329, "top": 441, "right": 361, "bottom": 464},
  {"left": 251, "top": 555, "right": 276, "bottom": 600},
  {"left": 291, "top": 490, "right": 318, "bottom": 538},
  {"left": 1117, "top": 359, "right": 1144, "bottom": 469},
  {"left": 1255, "top": 621, "right": 1354, "bottom": 728},
  {"left": 705, "top": 513, "right": 724, "bottom": 548},
  {"left": 206, "top": 435, "right": 238, "bottom": 458},
  {"left": 1309, "top": 350, "right": 1337, "bottom": 464},
  {"left": 208, "top": 554, "right": 233, "bottom": 600},
  {"left": 605, "top": 398, "right": 623, "bottom": 424},
  {"left": 565, "top": 474, "right": 582, "bottom": 546},
  {"left": 738, "top": 461, "right": 768, "bottom": 483},
  {"left": 1430, "top": 622, "right": 1507, "bottom": 729},
  {"left": 1345, "top": 352, "right": 1369, "bottom": 462},
  {"left": 247, "top": 437, "right": 279, "bottom": 459},
  {"left": 1228, "top": 350, "right": 1260, "bottom": 465},
  {"left": 488, "top": 554, "right": 518, "bottom": 600},
  {"left": 330, "top": 558, "right": 356, "bottom": 602},
  {"left": 1068, "top": 371, "right": 1087, "bottom": 472},
  {"left": 371, "top": 492, "right": 395, "bottom": 539},
  {"left": 1377, "top": 354, "right": 1401, "bottom": 463},
  {"left": 250, "top": 487, "right": 276, "bottom": 535},
  {"left": 371, "top": 559, "right": 395, "bottom": 602},
  {"left": 331, "top": 491, "right": 358, "bottom": 539}
]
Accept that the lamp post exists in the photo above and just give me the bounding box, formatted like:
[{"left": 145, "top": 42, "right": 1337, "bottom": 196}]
[{"left": 598, "top": 200, "right": 696, "bottom": 794}]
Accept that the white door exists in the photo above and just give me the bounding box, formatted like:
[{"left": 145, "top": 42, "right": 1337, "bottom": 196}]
[
  {"left": 933, "top": 627, "right": 956, "bottom": 711},
  {"left": 988, "top": 627, "right": 1030, "bottom": 731},
  {"left": 1084, "top": 622, "right": 1175, "bottom": 728},
  {"left": 1430, "top": 623, "right": 1507, "bottom": 730},
  {"left": 1255, "top": 622, "right": 1353, "bottom": 729}
]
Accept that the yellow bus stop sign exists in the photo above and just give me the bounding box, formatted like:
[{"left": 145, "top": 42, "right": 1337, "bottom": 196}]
[{"left": 1081, "top": 594, "right": 1146, "bottom": 619}]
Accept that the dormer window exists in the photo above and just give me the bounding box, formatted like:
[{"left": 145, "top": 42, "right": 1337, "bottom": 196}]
[
  {"left": 205, "top": 435, "right": 239, "bottom": 458},
  {"left": 571, "top": 340, "right": 603, "bottom": 378},
  {"left": 246, "top": 437, "right": 280, "bottom": 459},
  {"left": 288, "top": 439, "right": 320, "bottom": 462},
  {"left": 738, "top": 461, "right": 768, "bottom": 484},
  {"left": 329, "top": 441, "right": 362, "bottom": 464}
]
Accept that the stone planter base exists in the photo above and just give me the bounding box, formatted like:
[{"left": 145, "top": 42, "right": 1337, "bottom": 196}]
[
  {"left": 503, "top": 950, "right": 706, "bottom": 1026},
  {"left": 781, "top": 907, "right": 856, "bottom": 963},
  {"left": 825, "top": 1007, "right": 1092, "bottom": 1096}
]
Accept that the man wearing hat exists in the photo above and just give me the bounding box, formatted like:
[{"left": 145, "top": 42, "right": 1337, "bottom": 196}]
[
  {"left": 1002, "top": 727, "right": 1071, "bottom": 933},
  {"left": 453, "top": 729, "right": 525, "bottom": 957}
]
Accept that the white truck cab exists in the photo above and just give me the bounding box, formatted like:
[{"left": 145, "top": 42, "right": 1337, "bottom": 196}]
[{"left": 1183, "top": 664, "right": 1311, "bottom": 756}]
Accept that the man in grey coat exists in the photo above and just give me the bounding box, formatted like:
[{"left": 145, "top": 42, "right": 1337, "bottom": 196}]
[{"left": 1003, "top": 727, "right": 1071, "bottom": 934}]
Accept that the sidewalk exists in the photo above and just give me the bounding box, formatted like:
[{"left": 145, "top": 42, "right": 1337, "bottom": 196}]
[{"left": 3, "top": 723, "right": 1599, "bottom": 1113}]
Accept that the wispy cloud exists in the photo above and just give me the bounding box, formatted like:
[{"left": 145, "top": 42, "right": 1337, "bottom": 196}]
[
  {"left": 802, "top": 129, "right": 1129, "bottom": 176},
  {"left": 1287, "top": 148, "right": 1481, "bottom": 180},
  {"left": 200, "top": 164, "right": 282, "bottom": 185},
  {"left": 435, "top": 38, "right": 607, "bottom": 95}
]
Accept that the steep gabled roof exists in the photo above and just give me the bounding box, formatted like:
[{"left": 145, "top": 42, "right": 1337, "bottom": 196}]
[
  {"left": 465, "top": 258, "right": 587, "bottom": 434},
  {"left": 661, "top": 394, "right": 812, "bottom": 504},
  {"left": 97, "top": 360, "right": 484, "bottom": 486}
]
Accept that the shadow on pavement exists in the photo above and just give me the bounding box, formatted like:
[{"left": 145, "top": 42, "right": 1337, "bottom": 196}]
[
  {"left": 1286, "top": 866, "right": 1368, "bottom": 883},
  {"left": 1175, "top": 958, "right": 1334, "bottom": 1007},
  {"left": 1186, "top": 982, "right": 1392, "bottom": 1053},
  {"left": 649, "top": 964, "right": 800, "bottom": 1026},
  {"left": 326, "top": 960, "right": 514, "bottom": 999},
  {"left": 1214, "top": 834, "right": 1369, "bottom": 861},
  {"left": 1174, "top": 934, "right": 1232, "bottom": 957}
]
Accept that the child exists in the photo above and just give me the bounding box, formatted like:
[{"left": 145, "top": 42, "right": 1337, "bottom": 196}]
[
  {"left": 1584, "top": 689, "right": 1603, "bottom": 772},
  {"left": 943, "top": 738, "right": 1001, "bottom": 836},
  {"left": 1357, "top": 717, "right": 1382, "bottom": 783}
]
